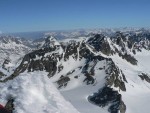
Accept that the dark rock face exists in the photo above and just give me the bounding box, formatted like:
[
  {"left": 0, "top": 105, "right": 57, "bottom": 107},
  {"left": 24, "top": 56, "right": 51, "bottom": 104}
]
[
  {"left": 64, "top": 42, "right": 79, "bottom": 60},
  {"left": 0, "top": 109, "right": 9, "bottom": 113},
  {"left": 87, "top": 34, "right": 105, "bottom": 51},
  {"left": 87, "top": 33, "right": 138, "bottom": 65},
  {"left": 57, "top": 76, "right": 70, "bottom": 88},
  {"left": 105, "top": 59, "right": 127, "bottom": 91},
  {"left": 2, "top": 58, "right": 11, "bottom": 70},
  {"left": 127, "top": 30, "right": 150, "bottom": 51},
  {"left": 111, "top": 32, "right": 139, "bottom": 65},
  {"left": 139, "top": 73, "right": 150, "bottom": 83},
  {"left": 66, "top": 70, "right": 75, "bottom": 76},
  {"left": 79, "top": 42, "right": 93, "bottom": 59},
  {"left": 2, "top": 47, "right": 60, "bottom": 82},
  {"left": 57, "top": 64, "right": 63, "bottom": 73},
  {"left": 88, "top": 87, "right": 126, "bottom": 113},
  {"left": 5, "top": 98, "right": 14, "bottom": 113},
  {"left": 87, "top": 34, "right": 113, "bottom": 55},
  {"left": 112, "top": 32, "right": 126, "bottom": 52},
  {"left": 81, "top": 55, "right": 105, "bottom": 85},
  {"left": 83, "top": 72, "right": 95, "bottom": 85},
  {"left": 25, "top": 50, "right": 58, "bottom": 74},
  {"left": 119, "top": 53, "right": 137, "bottom": 65},
  {"left": 0, "top": 71, "right": 6, "bottom": 79}
]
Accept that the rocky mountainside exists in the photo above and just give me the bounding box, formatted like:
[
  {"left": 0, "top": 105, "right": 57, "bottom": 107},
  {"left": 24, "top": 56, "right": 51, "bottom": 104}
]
[
  {"left": 0, "top": 30, "right": 150, "bottom": 113},
  {"left": 0, "top": 36, "right": 32, "bottom": 80},
  {"left": 0, "top": 35, "right": 32, "bottom": 62}
]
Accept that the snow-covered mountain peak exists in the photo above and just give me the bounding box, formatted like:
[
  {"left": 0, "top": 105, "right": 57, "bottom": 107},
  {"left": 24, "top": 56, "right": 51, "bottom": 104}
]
[{"left": 42, "top": 36, "right": 60, "bottom": 48}]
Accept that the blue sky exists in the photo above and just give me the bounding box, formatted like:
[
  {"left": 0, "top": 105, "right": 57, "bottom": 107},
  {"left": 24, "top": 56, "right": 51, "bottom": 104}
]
[{"left": 0, "top": 0, "right": 150, "bottom": 33}]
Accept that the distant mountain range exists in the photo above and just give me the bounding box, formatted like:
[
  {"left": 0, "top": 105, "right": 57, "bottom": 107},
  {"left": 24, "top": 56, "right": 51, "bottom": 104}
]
[{"left": 1, "top": 27, "right": 150, "bottom": 40}]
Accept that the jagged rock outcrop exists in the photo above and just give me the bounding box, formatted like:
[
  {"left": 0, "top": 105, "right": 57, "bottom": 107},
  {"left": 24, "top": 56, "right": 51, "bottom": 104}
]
[
  {"left": 1, "top": 36, "right": 63, "bottom": 82},
  {"left": 119, "top": 53, "right": 137, "bottom": 65},
  {"left": 64, "top": 41, "right": 79, "bottom": 60},
  {"left": 57, "top": 75, "right": 70, "bottom": 88},
  {"left": 87, "top": 34, "right": 113, "bottom": 55},
  {"left": 88, "top": 87, "right": 126, "bottom": 113},
  {"left": 139, "top": 73, "right": 150, "bottom": 83},
  {"left": 111, "top": 32, "right": 138, "bottom": 65},
  {"left": 105, "top": 58, "right": 127, "bottom": 91},
  {"left": 0, "top": 71, "right": 6, "bottom": 79},
  {"left": 81, "top": 55, "right": 104, "bottom": 85},
  {"left": 2, "top": 58, "right": 11, "bottom": 70},
  {"left": 5, "top": 98, "right": 14, "bottom": 113}
]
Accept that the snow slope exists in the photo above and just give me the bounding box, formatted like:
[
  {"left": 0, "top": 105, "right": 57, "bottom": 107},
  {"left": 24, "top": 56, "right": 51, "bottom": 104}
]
[
  {"left": 0, "top": 72, "right": 80, "bottom": 113},
  {"left": 109, "top": 52, "right": 150, "bottom": 113}
]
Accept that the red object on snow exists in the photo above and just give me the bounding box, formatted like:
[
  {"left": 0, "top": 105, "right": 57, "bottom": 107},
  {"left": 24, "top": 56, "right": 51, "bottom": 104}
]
[
  {"left": 0, "top": 104, "right": 4, "bottom": 109},
  {"left": 0, "top": 104, "right": 10, "bottom": 113}
]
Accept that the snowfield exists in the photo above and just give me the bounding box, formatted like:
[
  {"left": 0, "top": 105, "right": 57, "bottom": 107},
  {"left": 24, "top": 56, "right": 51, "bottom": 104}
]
[
  {"left": 0, "top": 72, "right": 80, "bottom": 113},
  {"left": 110, "top": 51, "right": 150, "bottom": 113}
]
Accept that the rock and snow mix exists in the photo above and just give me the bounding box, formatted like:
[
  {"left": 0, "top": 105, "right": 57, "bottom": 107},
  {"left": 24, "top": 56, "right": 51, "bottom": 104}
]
[
  {"left": 0, "top": 29, "right": 150, "bottom": 113},
  {"left": 0, "top": 36, "right": 32, "bottom": 78}
]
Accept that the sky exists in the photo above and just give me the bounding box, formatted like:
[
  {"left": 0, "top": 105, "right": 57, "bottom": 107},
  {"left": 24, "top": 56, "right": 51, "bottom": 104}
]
[{"left": 0, "top": 0, "right": 150, "bottom": 33}]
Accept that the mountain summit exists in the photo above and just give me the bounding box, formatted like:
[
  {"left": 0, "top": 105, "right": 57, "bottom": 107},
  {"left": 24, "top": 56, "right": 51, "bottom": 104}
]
[{"left": 43, "top": 36, "right": 60, "bottom": 48}]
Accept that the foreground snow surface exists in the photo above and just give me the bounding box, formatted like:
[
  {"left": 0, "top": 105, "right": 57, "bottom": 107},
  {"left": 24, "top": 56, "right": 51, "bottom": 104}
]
[{"left": 0, "top": 72, "right": 80, "bottom": 113}]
